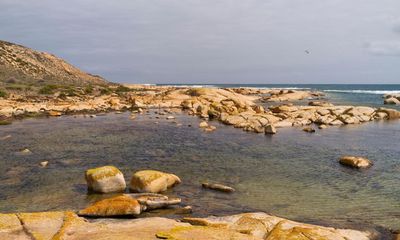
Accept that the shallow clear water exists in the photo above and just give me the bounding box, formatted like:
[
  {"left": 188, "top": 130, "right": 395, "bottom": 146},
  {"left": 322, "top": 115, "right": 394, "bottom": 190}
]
[{"left": 0, "top": 111, "right": 399, "bottom": 231}]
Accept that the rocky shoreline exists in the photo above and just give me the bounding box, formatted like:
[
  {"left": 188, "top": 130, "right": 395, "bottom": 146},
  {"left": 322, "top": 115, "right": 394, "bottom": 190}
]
[
  {"left": 0, "top": 211, "right": 379, "bottom": 240},
  {"left": 1, "top": 85, "right": 399, "bottom": 133}
]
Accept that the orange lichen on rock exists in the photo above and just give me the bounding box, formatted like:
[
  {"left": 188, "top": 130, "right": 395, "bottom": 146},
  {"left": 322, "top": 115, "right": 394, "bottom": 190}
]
[{"left": 78, "top": 195, "right": 141, "bottom": 217}]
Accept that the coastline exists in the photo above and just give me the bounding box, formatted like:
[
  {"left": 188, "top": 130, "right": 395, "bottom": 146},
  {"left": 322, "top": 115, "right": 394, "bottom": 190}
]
[{"left": 1, "top": 85, "right": 400, "bottom": 239}]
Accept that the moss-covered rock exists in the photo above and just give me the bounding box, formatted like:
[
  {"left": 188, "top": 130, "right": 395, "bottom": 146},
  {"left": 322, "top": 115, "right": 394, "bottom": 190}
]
[
  {"left": 130, "top": 170, "right": 181, "bottom": 193},
  {"left": 85, "top": 166, "right": 126, "bottom": 193}
]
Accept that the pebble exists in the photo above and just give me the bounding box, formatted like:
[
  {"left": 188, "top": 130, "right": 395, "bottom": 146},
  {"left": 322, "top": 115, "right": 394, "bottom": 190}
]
[{"left": 40, "top": 161, "right": 49, "bottom": 167}]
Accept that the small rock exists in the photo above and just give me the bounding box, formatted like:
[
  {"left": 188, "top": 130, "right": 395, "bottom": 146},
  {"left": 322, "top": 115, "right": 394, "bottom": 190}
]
[
  {"left": 85, "top": 166, "right": 126, "bottom": 193},
  {"left": 130, "top": 170, "right": 181, "bottom": 193},
  {"left": 329, "top": 119, "right": 344, "bottom": 126},
  {"left": 265, "top": 124, "right": 277, "bottom": 134},
  {"left": 166, "top": 115, "right": 175, "bottom": 120},
  {"left": 48, "top": 111, "right": 62, "bottom": 117},
  {"left": 302, "top": 126, "right": 316, "bottom": 133},
  {"left": 202, "top": 182, "right": 235, "bottom": 193},
  {"left": 40, "top": 161, "right": 49, "bottom": 167},
  {"left": 199, "top": 121, "right": 209, "bottom": 128},
  {"left": 175, "top": 206, "right": 193, "bottom": 214},
  {"left": 90, "top": 115, "right": 96, "bottom": 118},
  {"left": 384, "top": 97, "right": 400, "bottom": 105},
  {"left": 20, "top": 148, "right": 32, "bottom": 155},
  {"left": 318, "top": 124, "right": 327, "bottom": 129},
  {"left": 0, "top": 135, "right": 12, "bottom": 140},
  {"left": 176, "top": 123, "right": 183, "bottom": 127},
  {"left": 252, "top": 105, "right": 265, "bottom": 113},
  {"left": 141, "top": 197, "right": 181, "bottom": 211},
  {"left": 339, "top": 156, "right": 372, "bottom": 168},
  {"left": 204, "top": 126, "right": 216, "bottom": 132}
]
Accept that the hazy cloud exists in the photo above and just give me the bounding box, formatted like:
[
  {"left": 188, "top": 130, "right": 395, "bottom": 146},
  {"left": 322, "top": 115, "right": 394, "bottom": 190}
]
[{"left": 366, "top": 41, "right": 400, "bottom": 56}]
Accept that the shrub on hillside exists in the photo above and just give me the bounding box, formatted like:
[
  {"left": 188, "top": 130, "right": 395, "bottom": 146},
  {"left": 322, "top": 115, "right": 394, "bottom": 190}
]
[{"left": 39, "top": 85, "right": 58, "bottom": 94}]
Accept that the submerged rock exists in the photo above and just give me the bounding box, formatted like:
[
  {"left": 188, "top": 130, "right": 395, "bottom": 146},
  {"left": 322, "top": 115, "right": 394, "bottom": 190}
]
[
  {"left": 0, "top": 135, "right": 11, "bottom": 140},
  {"left": 202, "top": 182, "right": 235, "bottom": 193},
  {"left": 339, "top": 156, "right": 372, "bottom": 168},
  {"left": 85, "top": 166, "right": 126, "bottom": 193},
  {"left": 130, "top": 170, "right": 181, "bottom": 193},
  {"left": 78, "top": 195, "right": 141, "bottom": 217},
  {"left": 302, "top": 126, "right": 316, "bottom": 133}
]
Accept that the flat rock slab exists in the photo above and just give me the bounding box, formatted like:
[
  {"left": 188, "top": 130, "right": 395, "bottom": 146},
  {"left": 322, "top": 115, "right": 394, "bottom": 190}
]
[{"left": 0, "top": 211, "right": 377, "bottom": 240}]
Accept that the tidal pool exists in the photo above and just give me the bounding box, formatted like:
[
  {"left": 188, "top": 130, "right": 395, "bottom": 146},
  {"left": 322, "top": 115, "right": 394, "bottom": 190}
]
[{"left": 0, "top": 111, "right": 399, "bottom": 231}]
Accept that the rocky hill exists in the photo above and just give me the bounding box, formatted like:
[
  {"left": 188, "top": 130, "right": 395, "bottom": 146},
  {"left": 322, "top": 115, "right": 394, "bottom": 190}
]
[{"left": 0, "top": 40, "right": 106, "bottom": 86}]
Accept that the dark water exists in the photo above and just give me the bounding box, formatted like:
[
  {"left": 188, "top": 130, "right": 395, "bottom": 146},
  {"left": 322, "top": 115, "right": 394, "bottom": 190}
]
[
  {"left": 159, "top": 84, "right": 400, "bottom": 110},
  {"left": 0, "top": 111, "right": 400, "bottom": 231}
]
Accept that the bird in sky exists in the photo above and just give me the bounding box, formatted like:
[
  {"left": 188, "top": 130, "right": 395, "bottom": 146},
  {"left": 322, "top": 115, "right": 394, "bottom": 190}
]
[{"left": 305, "top": 50, "right": 310, "bottom": 54}]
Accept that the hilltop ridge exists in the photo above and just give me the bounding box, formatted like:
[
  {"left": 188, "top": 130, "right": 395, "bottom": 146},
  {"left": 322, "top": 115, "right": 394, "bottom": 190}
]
[{"left": 0, "top": 40, "right": 106, "bottom": 86}]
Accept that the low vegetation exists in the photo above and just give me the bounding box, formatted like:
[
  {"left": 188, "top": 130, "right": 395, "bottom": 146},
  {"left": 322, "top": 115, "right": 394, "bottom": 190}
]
[
  {"left": 39, "top": 84, "right": 58, "bottom": 94},
  {"left": 0, "top": 89, "right": 7, "bottom": 98}
]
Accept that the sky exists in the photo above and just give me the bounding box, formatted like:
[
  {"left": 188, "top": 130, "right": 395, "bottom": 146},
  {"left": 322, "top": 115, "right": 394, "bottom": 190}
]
[{"left": 1, "top": 0, "right": 400, "bottom": 84}]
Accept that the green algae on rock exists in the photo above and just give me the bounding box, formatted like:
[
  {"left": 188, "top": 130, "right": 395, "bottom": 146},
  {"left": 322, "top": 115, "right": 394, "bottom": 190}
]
[{"left": 85, "top": 166, "right": 126, "bottom": 193}]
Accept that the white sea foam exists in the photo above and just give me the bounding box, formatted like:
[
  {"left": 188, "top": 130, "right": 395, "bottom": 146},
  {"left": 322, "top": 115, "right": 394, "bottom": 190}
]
[
  {"left": 324, "top": 90, "right": 400, "bottom": 95},
  {"left": 253, "top": 87, "right": 311, "bottom": 90}
]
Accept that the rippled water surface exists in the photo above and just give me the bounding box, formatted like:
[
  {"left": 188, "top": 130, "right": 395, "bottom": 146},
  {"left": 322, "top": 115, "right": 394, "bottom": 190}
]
[{"left": 0, "top": 112, "right": 399, "bottom": 231}]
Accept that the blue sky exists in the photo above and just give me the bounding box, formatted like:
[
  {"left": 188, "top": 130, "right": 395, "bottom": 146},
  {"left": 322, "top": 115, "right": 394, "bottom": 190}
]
[{"left": 1, "top": 0, "right": 400, "bottom": 84}]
